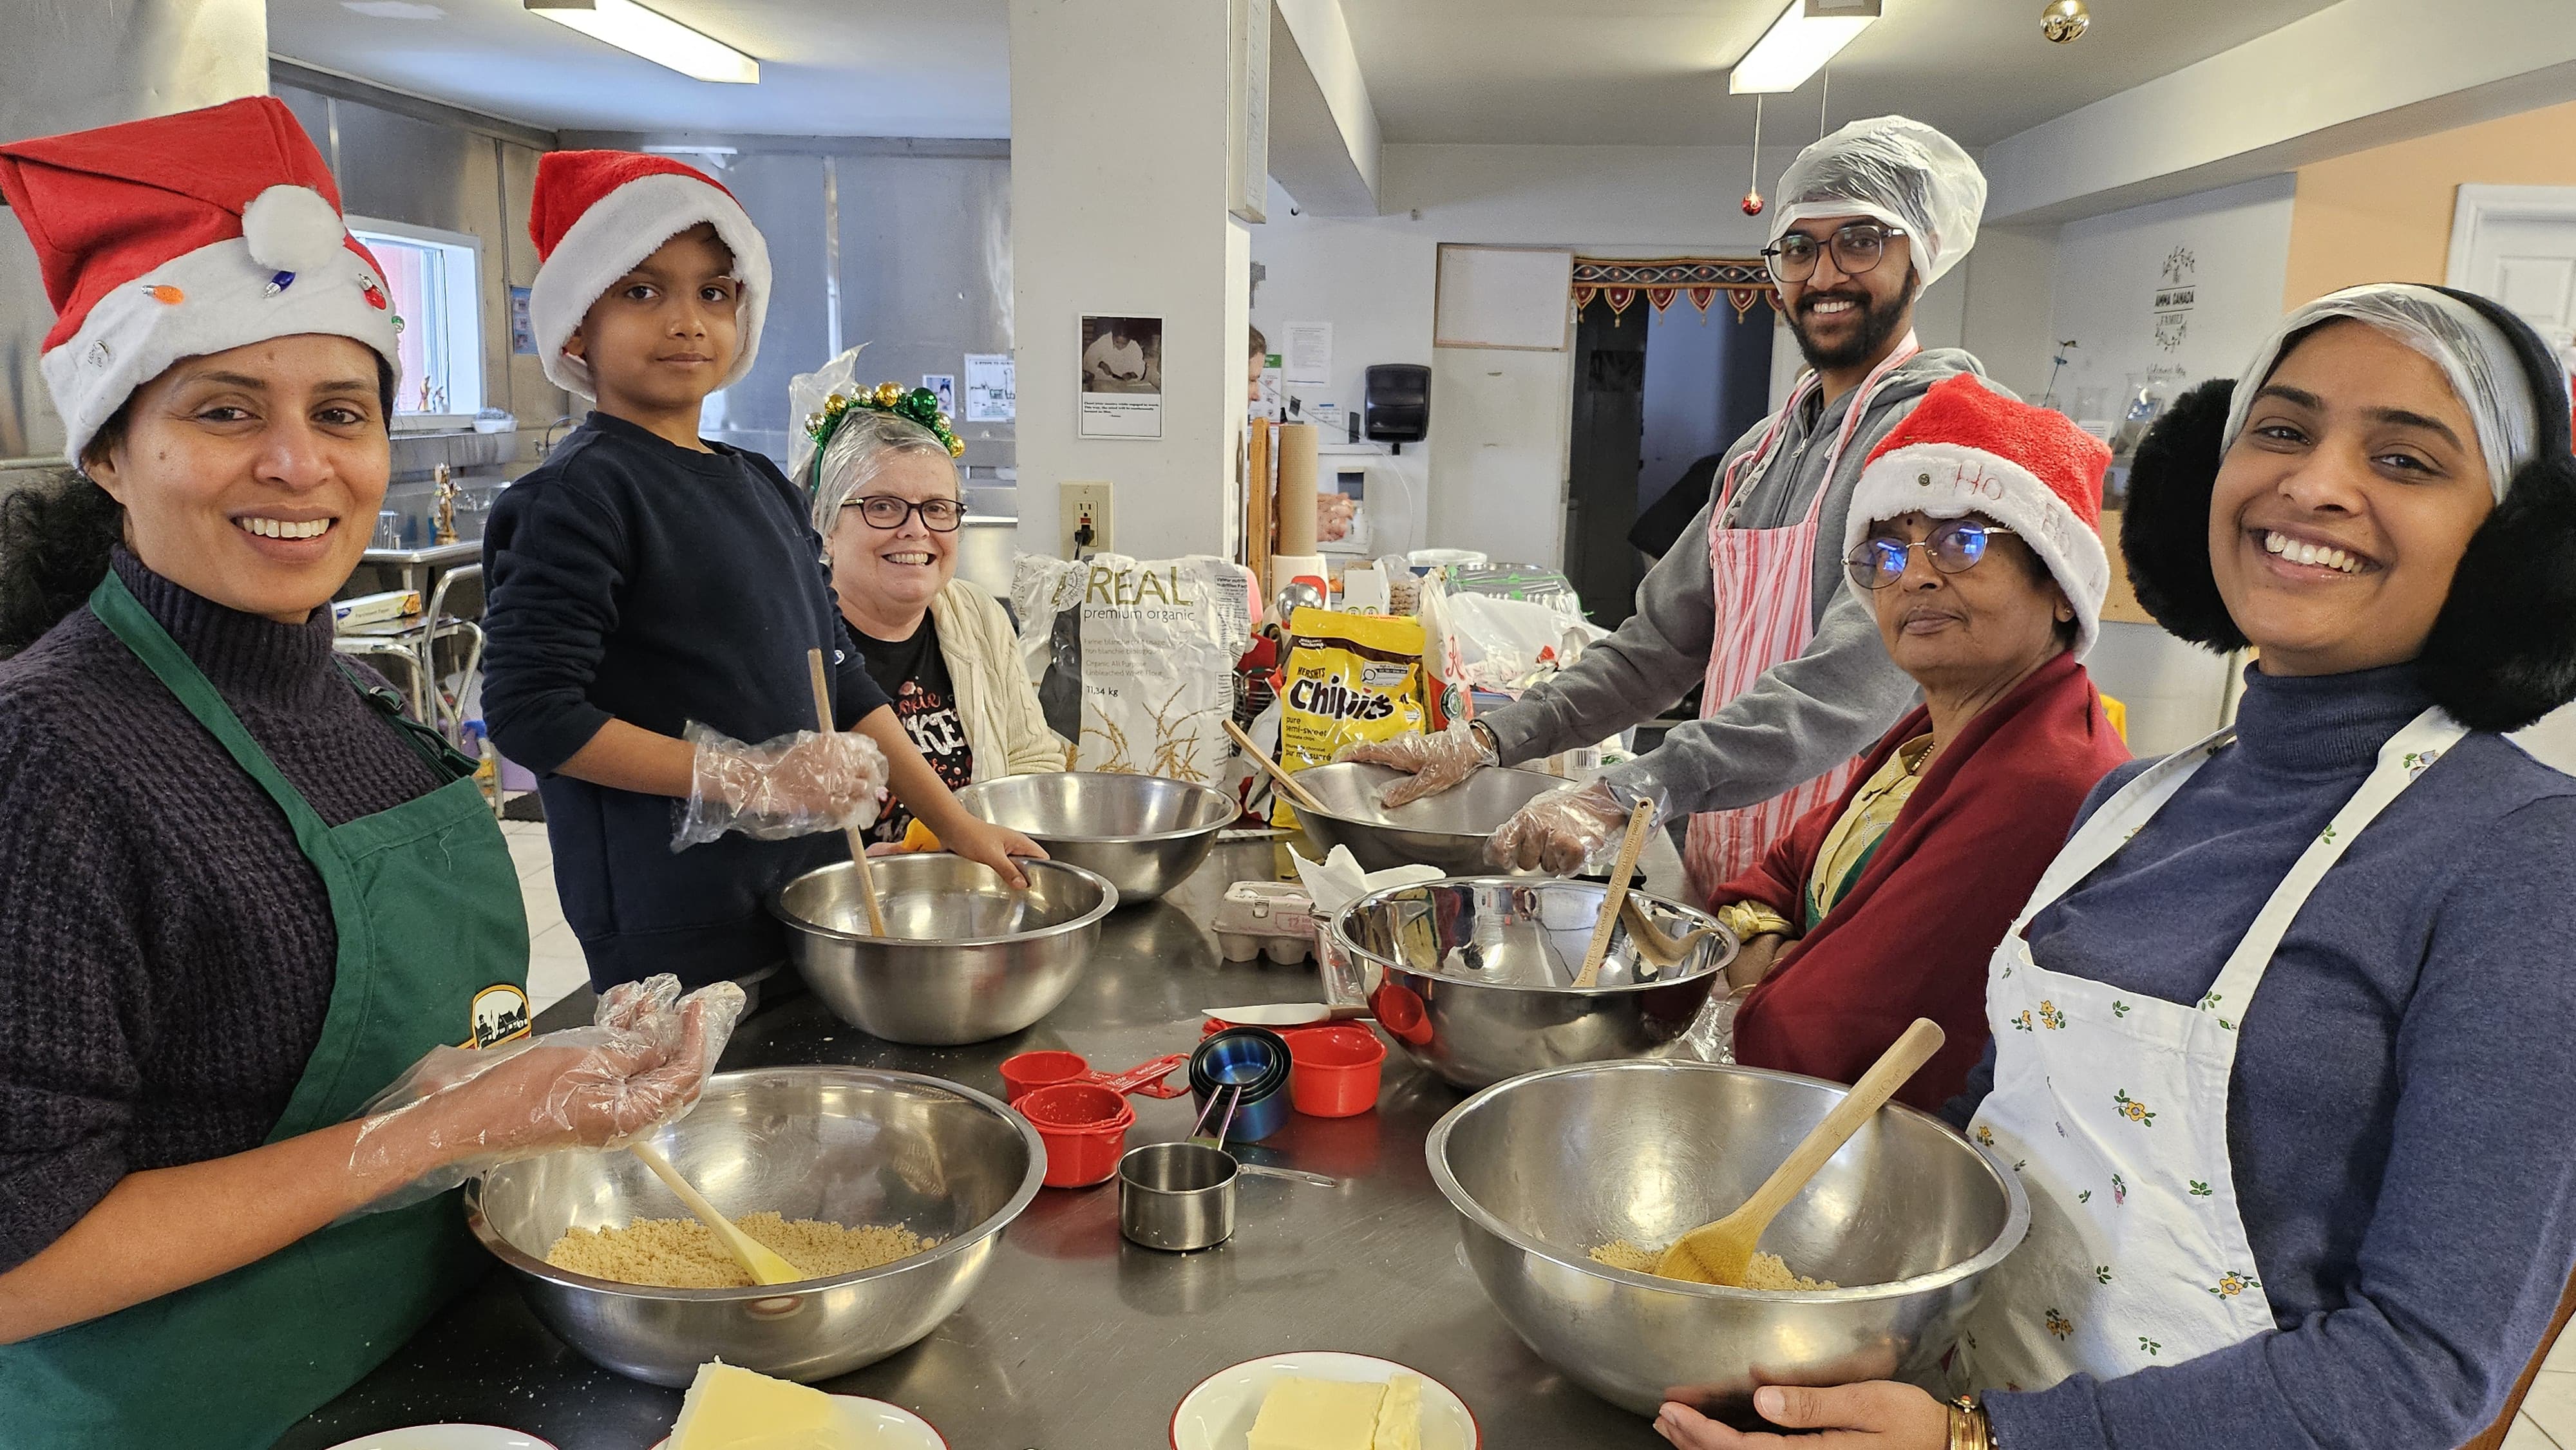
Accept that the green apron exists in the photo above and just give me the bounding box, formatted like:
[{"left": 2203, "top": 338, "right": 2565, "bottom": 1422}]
[{"left": 0, "top": 572, "right": 532, "bottom": 1449}]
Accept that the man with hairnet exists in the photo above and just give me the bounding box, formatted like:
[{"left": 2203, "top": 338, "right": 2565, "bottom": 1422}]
[{"left": 1347, "top": 115, "right": 2001, "bottom": 904}]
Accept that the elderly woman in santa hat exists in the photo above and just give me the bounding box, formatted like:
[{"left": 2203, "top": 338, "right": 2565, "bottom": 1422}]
[
  {"left": 1710, "top": 375, "right": 2131, "bottom": 1111},
  {"left": 1658, "top": 285, "right": 2576, "bottom": 1450},
  {"left": 0, "top": 99, "right": 739, "bottom": 1449}
]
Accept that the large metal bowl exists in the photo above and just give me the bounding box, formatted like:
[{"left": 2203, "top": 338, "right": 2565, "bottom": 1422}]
[
  {"left": 466, "top": 1066, "right": 1044, "bottom": 1386},
  {"left": 773, "top": 852, "right": 1117, "bottom": 1045},
  {"left": 1331, "top": 876, "right": 1734, "bottom": 1088},
  {"left": 1285, "top": 760, "right": 1566, "bottom": 873},
  {"left": 953, "top": 771, "right": 1233, "bottom": 904},
  {"left": 1427, "top": 1060, "right": 2027, "bottom": 1422}
]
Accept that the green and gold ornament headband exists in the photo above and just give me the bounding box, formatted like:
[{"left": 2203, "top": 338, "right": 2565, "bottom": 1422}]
[{"left": 803, "top": 381, "right": 966, "bottom": 493}]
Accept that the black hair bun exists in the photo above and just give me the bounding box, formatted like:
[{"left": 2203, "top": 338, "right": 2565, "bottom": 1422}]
[{"left": 2118, "top": 377, "right": 2245, "bottom": 652}]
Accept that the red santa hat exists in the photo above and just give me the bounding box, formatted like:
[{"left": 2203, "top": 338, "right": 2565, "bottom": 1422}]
[
  {"left": 0, "top": 97, "right": 396, "bottom": 464},
  {"left": 527, "top": 150, "right": 770, "bottom": 399},
  {"left": 1842, "top": 373, "right": 2113, "bottom": 656}
]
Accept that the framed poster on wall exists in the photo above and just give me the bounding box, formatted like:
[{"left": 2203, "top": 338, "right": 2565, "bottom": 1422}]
[{"left": 1078, "top": 314, "right": 1164, "bottom": 438}]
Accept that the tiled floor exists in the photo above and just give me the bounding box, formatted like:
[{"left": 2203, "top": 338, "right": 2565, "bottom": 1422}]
[
  {"left": 501, "top": 816, "right": 590, "bottom": 1012},
  {"left": 2506, "top": 1324, "right": 2576, "bottom": 1447}
]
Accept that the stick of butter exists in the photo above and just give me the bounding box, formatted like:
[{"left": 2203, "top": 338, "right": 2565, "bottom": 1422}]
[
  {"left": 1372, "top": 1373, "right": 1422, "bottom": 1450},
  {"left": 667, "top": 1360, "right": 848, "bottom": 1450},
  {"left": 1247, "top": 1377, "right": 1387, "bottom": 1450}
]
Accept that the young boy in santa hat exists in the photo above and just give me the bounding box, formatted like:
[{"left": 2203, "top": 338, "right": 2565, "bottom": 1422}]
[{"left": 480, "top": 151, "right": 1040, "bottom": 993}]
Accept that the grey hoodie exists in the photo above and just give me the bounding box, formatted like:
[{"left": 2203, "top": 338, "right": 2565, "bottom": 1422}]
[{"left": 1482, "top": 346, "right": 2003, "bottom": 820}]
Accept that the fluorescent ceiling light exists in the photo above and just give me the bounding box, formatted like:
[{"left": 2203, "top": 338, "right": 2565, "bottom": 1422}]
[
  {"left": 524, "top": 0, "right": 759, "bottom": 85},
  {"left": 1730, "top": 1, "right": 1879, "bottom": 95}
]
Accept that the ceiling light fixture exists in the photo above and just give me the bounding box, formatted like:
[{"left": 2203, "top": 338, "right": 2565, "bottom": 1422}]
[
  {"left": 523, "top": 0, "right": 759, "bottom": 85},
  {"left": 1729, "top": 0, "right": 1880, "bottom": 95}
]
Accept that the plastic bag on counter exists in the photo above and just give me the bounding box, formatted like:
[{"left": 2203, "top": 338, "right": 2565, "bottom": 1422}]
[
  {"left": 1014, "top": 552, "right": 1255, "bottom": 784},
  {"left": 1419, "top": 567, "right": 1607, "bottom": 710},
  {"left": 1269, "top": 607, "right": 1430, "bottom": 827}
]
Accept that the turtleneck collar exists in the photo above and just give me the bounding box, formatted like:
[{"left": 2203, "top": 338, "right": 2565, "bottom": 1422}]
[
  {"left": 108, "top": 549, "right": 348, "bottom": 713},
  {"left": 2228, "top": 659, "right": 2437, "bottom": 780}
]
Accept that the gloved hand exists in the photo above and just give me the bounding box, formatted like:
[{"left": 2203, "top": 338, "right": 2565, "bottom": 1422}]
[
  {"left": 1337, "top": 722, "right": 1494, "bottom": 809},
  {"left": 675, "top": 721, "right": 888, "bottom": 849},
  {"left": 348, "top": 975, "right": 746, "bottom": 1211},
  {"left": 1486, "top": 778, "right": 1647, "bottom": 877}
]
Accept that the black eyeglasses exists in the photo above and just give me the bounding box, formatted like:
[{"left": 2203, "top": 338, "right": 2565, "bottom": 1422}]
[
  {"left": 846, "top": 495, "right": 965, "bottom": 532},
  {"left": 1763, "top": 221, "right": 1909, "bottom": 284},
  {"left": 1845, "top": 519, "right": 2015, "bottom": 590}
]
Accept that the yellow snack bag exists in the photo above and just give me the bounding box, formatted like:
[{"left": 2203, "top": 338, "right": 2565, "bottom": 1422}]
[{"left": 1270, "top": 607, "right": 1429, "bottom": 827}]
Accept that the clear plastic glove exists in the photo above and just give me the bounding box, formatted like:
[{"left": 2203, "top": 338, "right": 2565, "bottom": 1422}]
[
  {"left": 1337, "top": 722, "right": 1494, "bottom": 809},
  {"left": 347, "top": 975, "right": 746, "bottom": 1212},
  {"left": 675, "top": 721, "right": 888, "bottom": 849},
  {"left": 1486, "top": 777, "right": 1638, "bottom": 876}
]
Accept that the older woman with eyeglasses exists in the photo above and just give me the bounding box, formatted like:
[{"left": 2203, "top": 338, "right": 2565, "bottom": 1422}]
[
  {"left": 1709, "top": 375, "right": 2131, "bottom": 1110},
  {"left": 806, "top": 386, "right": 1065, "bottom": 846}
]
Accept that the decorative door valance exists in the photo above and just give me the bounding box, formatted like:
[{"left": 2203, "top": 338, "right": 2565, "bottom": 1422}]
[{"left": 1571, "top": 257, "right": 1779, "bottom": 319}]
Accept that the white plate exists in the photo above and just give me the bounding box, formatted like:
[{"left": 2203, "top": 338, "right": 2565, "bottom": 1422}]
[
  {"left": 323, "top": 1429, "right": 554, "bottom": 1450},
  {"left": 1170, "top": 1351, "right": 1479, "bottom": 1450},
  {"left": 648, "top": 1395, "right": 947, "bottom": 1449}
]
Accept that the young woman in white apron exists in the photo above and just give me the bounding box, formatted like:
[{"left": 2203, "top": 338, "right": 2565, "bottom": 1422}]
[{"left": 1651, "top": 287, "right": 2576, "bottom": 1450}]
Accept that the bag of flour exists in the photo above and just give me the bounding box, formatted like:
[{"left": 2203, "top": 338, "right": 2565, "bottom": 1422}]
[{"left": 1015, "top": 553, "right": 1255, "bottom": 784}]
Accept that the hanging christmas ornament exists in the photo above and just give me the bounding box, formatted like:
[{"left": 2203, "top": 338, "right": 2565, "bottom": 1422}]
[
  {"left": 2041, "top": 0, "right": 2090, "bottom": 43},
  {"left": 1741, "top": 94, "right": 1766, "bottom": 217}
]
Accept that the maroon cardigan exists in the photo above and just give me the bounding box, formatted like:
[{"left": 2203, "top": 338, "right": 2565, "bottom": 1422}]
[{"left": 1719, "top": 650, "right": 2130, "bottom": 1111}]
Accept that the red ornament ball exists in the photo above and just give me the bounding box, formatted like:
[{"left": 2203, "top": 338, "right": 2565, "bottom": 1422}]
[{"left": 1740, "top": 190, "right": 1765, "bottom": 217}]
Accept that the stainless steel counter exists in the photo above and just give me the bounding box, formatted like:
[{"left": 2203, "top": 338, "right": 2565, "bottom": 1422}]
[{"left": 280, "top": 841, "right": 1671, "bottom": 1449}]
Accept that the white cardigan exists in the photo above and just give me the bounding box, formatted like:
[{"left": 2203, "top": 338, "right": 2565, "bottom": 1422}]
[{"left": 922, "top": 578, "right": 1069, "bottom": 780}]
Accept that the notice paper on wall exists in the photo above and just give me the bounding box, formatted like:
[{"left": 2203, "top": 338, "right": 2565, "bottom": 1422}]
[
  {"left": 1079, "top": 314, "right": 1164, "bottom": 438},
  {"left": 963, "top": 353, "right": 1015, "bottom": 422},
  {"left": 1283, "top": 321, "right": 1332, "bottom": 386},
  {"left": 922, "top": 373, "right": 957, "bottom": 415}
]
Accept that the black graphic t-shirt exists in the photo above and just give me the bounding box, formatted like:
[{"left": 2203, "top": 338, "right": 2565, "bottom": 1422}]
[{"left": 855, "top": 612, "right": 974, "bottom": 843}]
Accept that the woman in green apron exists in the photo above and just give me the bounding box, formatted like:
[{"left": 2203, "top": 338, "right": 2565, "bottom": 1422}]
[{"left": 0, "top": 99, "right": 737, "bottom": 1449}]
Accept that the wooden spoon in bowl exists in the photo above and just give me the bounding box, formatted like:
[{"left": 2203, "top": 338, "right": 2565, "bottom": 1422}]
[
  {"left": 628, "top": 1141, "right": 808, "bottom": 1287},
  {"left": 1654, "top": 1017, "right": 1946, "bottom": 1287}
]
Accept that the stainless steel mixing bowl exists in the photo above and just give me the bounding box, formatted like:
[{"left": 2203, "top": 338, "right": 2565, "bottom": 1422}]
[
  {"left": 1331, "top": 876, "right": 1734, "bottom": 1088},
  {"left": 954, "top": 771, "right": 1234, "bottom": 904},
  {"left": 466, "top": 1066, "right": 1045, "bottom": 1386},
  {"left": 1426, "top": 1060, "right": 2027, "bottom": 1422},
  {"left": 1284, "top": 760, "right": 1566, "bottom": 873},
  {"left": 773, "top": 852, "right": 1116, "bottom": 1045}
]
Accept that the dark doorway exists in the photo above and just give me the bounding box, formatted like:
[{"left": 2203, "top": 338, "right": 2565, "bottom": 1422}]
[{"left": 1564, "top": 295, "right": 1777, "bottom": 630}]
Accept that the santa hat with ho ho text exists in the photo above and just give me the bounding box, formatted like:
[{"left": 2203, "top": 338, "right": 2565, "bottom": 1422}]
[
  {"left": 526, "top": 150, "right": 770, "bottom": 399},
  {"left": 1841, "top": 372, "right": 2113, "bottom": 657},
  {"left": 0, "top": 97, "right": 397, "bottom": 465}
]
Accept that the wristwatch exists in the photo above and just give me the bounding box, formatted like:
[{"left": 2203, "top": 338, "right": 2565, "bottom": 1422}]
[{"left": 1467, "top": 718, "right": 1501, "bottom": 766}]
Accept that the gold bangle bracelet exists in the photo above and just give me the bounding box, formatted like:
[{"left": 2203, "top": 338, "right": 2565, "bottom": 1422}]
[{"left": 1947, "top": 1396, "right": 1992, "bottom": 1450}]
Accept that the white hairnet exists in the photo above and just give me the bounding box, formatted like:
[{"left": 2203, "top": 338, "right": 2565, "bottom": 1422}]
[
  {"left": 1767, "top": 115, "right": 1987, "bottom": 287},
  {"left": 808, "top": 408, "right": 956, "bottom": 536},
  {"left": 2220, "top": 284, "right": 2550, "bottom": 502}
]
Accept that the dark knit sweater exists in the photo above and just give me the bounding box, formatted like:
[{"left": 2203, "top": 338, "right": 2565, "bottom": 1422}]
[
  {"left": 480, "top": 412, "right": 891, "bottom": 992},
  {"left": 1949, "top": 664, "right": 2576, "bottom": 1450},
  {"left": 0, "top": 551, "right": 443, "bottom": 1272}
]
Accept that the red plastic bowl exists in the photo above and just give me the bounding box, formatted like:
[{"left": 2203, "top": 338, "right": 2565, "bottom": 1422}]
[
  {"left": 1001, "top": 1050, "right": 1091, "bottom": 1103},
  {"left": 1018, "top": 1082, "right": 1135, "bottom": 1187},
  {"left": 1286, "top": 1024, "right": 1387, "bottom": 1118}
]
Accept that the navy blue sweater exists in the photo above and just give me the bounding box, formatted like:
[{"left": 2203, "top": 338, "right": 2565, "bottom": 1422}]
[
  {"left": 1949, "top": 664, "right": 2576, "bottom": 1450},
  {"left": 481, "top": 413, "right": 890, "bottom": 991}
]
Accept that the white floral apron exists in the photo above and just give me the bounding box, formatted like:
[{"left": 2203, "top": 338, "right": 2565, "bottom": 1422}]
[
  {"left": 1958, "top": 706, "right": 2467, "bottom": 1391},
  {"left": 1680, "top": 334, "right": 1919, "bottom": 903}
]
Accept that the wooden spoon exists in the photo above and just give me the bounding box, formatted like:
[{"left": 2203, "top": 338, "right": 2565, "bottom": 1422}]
[
  {"left": 1655, "top": 1017, "right": 1947, "bottom": 1286},
  {"left": 804, "top": 648, "right": 889, "bottom": 937},
  {"left": 628, "top": 1141, "right": 807, "bottom": 1287},
  {"left": 1224, "top": 718, "right": 1330, "bottom": 816},
  {"left": 1571, "top": 800, "right": 1655, "bottom": 988}
]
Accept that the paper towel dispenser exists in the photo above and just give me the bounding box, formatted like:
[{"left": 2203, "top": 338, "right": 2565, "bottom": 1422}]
[{"left": 1364, "top": 364, "right": 1430, "bottom": 448}]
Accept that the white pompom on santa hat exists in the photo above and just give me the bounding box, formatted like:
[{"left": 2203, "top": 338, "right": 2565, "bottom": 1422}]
[
  {"left": 0, "top": 97, "right": 397, "bottom": 463},
  {"left": 1841, "top": 373, "right": 2114, "bottom": 656},
  {"left": 526, "top": 150, "right": 771, "bottom": 399}
]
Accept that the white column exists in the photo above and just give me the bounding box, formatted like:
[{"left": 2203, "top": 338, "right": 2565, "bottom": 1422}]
[{"left": 1009, "top": 0, "right": 1250, "bottom": 561}]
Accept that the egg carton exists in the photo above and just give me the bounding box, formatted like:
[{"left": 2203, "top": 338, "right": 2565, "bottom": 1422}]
[{"left": 1213, "top": 881, "right": 1320, "bottom": 965}]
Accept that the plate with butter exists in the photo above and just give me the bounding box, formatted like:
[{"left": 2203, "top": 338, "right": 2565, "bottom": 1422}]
[
  {"left": 1170, "top": 1351, "right": 1475, "bottom": 1450},
  {"left": 649, "top": 1361, "right": 945, "bottom": 1449}
]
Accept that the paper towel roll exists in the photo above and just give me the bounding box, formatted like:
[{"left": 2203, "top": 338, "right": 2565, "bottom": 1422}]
[{"left": 1276, "top": 421, "right": 1319, "bottom": 558}]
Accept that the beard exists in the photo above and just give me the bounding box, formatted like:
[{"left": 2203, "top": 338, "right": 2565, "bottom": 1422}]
[{"left": 1790, "top": 275, "right": 1918, "bottom": 372}]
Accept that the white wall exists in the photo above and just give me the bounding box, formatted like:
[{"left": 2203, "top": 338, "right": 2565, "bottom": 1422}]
[{"left": 2042, "top": 173, "right": 2297, "bottom": 420}]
